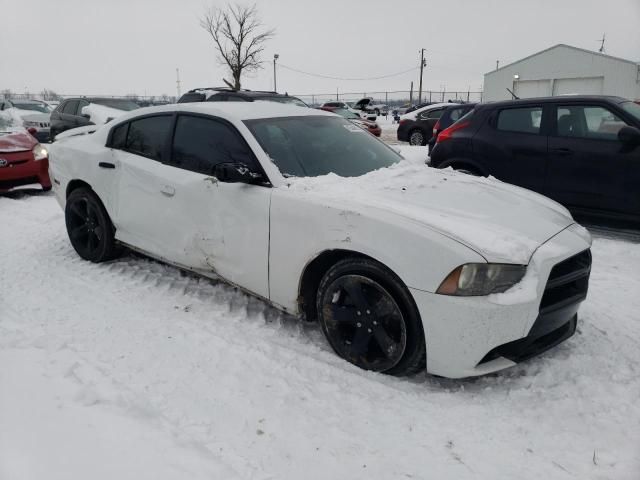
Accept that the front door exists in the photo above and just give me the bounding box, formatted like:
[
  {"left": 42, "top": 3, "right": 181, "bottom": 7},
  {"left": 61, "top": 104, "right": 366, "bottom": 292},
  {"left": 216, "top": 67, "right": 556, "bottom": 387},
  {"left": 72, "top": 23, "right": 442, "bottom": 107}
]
[
  {"left": 546, "top": 103, "right": 633, "bottom": 216},
  {"left": 159, "top": 113, "right": 271, "bottom": 299}
]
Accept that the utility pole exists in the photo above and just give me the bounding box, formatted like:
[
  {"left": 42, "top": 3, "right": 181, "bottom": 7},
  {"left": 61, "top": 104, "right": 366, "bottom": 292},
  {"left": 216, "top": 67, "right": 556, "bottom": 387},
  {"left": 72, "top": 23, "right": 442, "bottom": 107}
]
[
  {"left": 418, "top": 48, "right": 426, "bottom": 104},
  {"left": 496, "top": 60, "right": 499, "bottom": 71},
  {"left": 273, "top": 54, "right": 279, "bottom": 92},
  {"left": 176, "top": 68, "right": 181, "bottom": 98},
  {"left": 409, "top": 81, "right": 414, "bottom": 104}
]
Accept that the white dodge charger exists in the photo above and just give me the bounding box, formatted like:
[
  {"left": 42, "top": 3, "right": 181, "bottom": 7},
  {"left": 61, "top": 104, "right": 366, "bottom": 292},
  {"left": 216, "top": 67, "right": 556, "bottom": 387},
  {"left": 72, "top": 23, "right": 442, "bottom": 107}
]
[{"left": 48, "top": 102, "right": 592, "bottom": 378}]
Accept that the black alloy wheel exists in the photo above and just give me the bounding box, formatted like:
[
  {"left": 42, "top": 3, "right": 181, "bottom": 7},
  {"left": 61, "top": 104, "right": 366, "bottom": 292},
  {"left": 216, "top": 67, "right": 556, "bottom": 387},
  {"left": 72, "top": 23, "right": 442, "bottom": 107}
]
[
  {"left": 317, "top": 259, "right": 426, "bottom": 375},
  {"left": 65, "top": 188, "right": 120, "bottom": 262}
]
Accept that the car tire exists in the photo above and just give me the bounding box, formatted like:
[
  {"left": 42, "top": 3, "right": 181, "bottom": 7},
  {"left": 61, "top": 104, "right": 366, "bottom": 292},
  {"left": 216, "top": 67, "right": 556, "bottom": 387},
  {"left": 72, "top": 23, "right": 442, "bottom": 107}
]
[
  {"left": 409, "top": 129, "right": 427, "bottom": 146},
  {"left": 316, "top": 257, "right": 426, "bottom": 376},
  {"left": 65, "top": 187, "right": 120, "bottom": 263}
]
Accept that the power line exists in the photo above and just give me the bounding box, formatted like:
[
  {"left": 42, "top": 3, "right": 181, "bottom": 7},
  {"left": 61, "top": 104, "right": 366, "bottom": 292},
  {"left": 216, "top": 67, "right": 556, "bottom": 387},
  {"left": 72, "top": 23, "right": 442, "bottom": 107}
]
[{"left": 277, "top": 64, "right": 418, "bottom": 81}]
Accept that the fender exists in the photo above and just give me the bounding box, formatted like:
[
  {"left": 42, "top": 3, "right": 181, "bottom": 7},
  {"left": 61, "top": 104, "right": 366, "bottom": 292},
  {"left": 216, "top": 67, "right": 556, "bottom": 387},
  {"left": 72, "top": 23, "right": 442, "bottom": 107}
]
[{"left": 436, "top": 157, "right": 488, "bottom": 176}]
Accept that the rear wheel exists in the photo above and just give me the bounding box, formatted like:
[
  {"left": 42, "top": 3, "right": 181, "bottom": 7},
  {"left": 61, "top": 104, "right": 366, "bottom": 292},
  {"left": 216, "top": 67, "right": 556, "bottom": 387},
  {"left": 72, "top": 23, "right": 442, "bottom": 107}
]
[
  {"left": 409, "top": 129, "right": 426, "bottom": 146},
  {"left": 65, "top": 187, "right": 120, "bottom": 262},
  {"left": 317, "top": 258, "right": 426, "bottom": 376}
]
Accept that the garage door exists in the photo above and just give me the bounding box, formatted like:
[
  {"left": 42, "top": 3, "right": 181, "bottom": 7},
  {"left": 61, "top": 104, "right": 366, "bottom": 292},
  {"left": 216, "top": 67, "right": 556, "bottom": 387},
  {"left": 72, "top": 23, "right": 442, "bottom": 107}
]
[
  {"left": 514, "top": 79, "right": 552, "bottom": 98},
  {"left": 552, "top": 77, "right": 604, "bottom": 96}
]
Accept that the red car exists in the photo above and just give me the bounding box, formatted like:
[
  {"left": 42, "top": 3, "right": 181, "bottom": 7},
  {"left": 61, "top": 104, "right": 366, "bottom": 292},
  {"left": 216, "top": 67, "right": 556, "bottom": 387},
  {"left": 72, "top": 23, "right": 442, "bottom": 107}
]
[
  {"left": 0, "top": 128, "right": 51, "bottom": 192},
  {"left": 318, "top": 106, "right": 382, "bottom": 137}
]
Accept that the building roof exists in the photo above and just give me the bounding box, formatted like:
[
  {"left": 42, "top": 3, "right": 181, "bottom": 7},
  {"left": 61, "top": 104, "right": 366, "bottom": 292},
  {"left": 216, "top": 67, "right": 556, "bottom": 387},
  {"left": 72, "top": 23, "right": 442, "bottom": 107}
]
[{"left": 485, "top": 44, "right": 639, "bottom": 76}]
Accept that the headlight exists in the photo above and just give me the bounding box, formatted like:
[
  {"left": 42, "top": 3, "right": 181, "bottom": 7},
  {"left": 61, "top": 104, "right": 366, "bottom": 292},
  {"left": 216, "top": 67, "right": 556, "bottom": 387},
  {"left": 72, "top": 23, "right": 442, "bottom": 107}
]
[
  {"left": 32, "top": 144, "right": 48, "bottom": 161},
  {"left": 436, "top": 263, "right": 526, "bottom": 296},
  {"left": 23, "top": 120, "right": 38, "bottom": 127}
]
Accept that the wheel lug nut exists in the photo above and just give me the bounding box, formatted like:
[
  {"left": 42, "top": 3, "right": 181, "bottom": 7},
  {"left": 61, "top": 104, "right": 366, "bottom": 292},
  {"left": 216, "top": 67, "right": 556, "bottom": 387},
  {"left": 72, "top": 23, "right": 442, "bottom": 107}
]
[
  {"left": 356, "top": 322, "right": 362, "bottom": 327},
  {"left": 366, "top": 310, "right": 371, "bottom": 315},
  {"left": 357, "top": 311, "right": 361, "bottom": 316},
  {"left": 373, "top": 321, "right": 377, "bottom": 325},
  {"left": 367, "top": 328, "right": 372, "bottom": 333}
]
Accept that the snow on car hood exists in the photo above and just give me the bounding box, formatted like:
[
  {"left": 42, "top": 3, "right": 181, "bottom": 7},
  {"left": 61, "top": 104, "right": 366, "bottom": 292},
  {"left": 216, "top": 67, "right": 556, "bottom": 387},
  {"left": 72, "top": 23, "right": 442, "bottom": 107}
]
[
  {"left": 19, "top": 112, "right": 51, "bottom": 123},
  {"left": 286, "top": 161, "right": 574, "bottom": 264}
]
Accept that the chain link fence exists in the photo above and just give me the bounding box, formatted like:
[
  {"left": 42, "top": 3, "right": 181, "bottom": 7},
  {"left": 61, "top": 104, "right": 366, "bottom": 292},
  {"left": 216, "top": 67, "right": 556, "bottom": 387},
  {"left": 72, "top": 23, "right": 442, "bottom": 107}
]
[
  {"left": 1, "top": 91, "right": 177, "bottom": 105},
  {"left": 292, "top": 90, "right": 484, "bottom": 107}
]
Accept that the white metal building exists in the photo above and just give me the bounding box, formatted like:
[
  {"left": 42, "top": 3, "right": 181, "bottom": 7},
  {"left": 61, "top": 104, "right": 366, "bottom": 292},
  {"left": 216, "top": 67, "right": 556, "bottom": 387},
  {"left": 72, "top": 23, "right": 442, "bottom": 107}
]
[{"left": 483, "top": 44, "right": 640, "bottom": 101}]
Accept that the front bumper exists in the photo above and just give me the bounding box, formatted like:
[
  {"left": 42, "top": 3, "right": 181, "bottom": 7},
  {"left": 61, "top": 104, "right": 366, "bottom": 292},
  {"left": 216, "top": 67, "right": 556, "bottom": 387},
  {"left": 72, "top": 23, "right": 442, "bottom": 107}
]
[
  {"left": 0, "top": 158, "right": 51, "bottom": 191},
  {"left": 411, "top": 223, "right": 592, "bottom": 378}
]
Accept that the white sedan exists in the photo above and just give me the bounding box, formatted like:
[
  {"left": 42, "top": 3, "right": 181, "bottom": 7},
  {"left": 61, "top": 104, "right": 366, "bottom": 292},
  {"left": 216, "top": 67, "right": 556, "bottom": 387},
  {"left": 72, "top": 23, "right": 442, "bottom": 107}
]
[{"left": 48, "top": 102, "right": 592, "bottom": 378}]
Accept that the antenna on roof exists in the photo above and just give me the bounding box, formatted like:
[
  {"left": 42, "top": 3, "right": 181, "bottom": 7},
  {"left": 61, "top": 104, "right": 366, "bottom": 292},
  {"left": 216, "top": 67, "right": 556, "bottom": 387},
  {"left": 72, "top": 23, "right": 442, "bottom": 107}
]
[{"left": 598, "top": 33, "right": 606, "bottom": 53}]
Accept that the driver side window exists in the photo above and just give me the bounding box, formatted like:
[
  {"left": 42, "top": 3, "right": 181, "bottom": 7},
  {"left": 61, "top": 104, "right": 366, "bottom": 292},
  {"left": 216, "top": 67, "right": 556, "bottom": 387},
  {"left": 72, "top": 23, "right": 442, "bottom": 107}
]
[{"left": 170, "top": 115, "right": 256, "bottom": 175}]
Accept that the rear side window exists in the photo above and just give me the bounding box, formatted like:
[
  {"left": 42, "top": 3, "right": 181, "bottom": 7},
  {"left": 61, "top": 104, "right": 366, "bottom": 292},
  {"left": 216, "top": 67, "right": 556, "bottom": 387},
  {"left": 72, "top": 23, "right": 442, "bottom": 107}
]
[
  {"left": 497, "top": 107, "right": 542, "bottom": 134},
  {"left": 177, "top": 92, "right": 206, "bottom": 103},
  {"left": 419, "top": 108, "right": 444, "bottom": 120},
  {"left": 110, "top": 123, "right": 129, "bottom": 149},
  {"left": 126, "top": 115, "right": 173, "bottom": 161},
  {"left": 171, "top": 115, "right": 256, "bottom": 175}
]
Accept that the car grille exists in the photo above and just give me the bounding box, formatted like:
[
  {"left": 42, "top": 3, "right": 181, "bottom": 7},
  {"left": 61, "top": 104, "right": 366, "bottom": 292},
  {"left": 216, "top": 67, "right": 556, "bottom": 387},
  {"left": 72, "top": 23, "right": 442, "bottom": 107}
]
[
  {"left": 539, "top": 249, "right": 591, "bottom": 313},
  {"left": 477, "top": 249, "right": 591, "bottom": 366}
]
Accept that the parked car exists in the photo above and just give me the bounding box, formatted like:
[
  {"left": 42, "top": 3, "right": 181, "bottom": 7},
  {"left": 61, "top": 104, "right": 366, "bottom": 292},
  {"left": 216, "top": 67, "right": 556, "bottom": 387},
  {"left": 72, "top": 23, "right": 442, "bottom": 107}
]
[
  {"left": 320, "top": 101, "right": 364, "bottom": 117},
  {"left": 319, "top": 106, "right": 381, "bottom": 136},
  {"left": 430, "top": 96, "right": 640, "bottom": 222},
  {"left": 428, "top": 103, "right": 477, "bottom": 153},
  {"left": 0, "top": 99, "right": 51, "bottom": 143},
  {"left": 352, "top": 97, "right": 388, "bottom": 117},
  {"left": 50, "top": 98, "right": 140, "bottom": 140},
  {"left": 0, "top": 128, "right": 50, "bottom": 192},
  {"left": 178, "top": 87, "right": 309, "bottom": 107},
  {"left": 397, "top": 102, "right": 455, "bottom": 146},
  {"left": 49, "top": 102, "right": 592, "bottom": 379}
]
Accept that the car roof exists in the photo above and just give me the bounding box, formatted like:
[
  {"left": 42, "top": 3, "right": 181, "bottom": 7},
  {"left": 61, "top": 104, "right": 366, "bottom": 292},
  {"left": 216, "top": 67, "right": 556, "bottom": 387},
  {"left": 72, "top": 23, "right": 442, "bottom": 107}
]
[
  {"left": 10, "top": 99, "right": 45, "bottom": 104},
  {"left": 411, "top": 102, "right": 458, "bottom": 114},
  {"left": 478, "top": 95, "right": 628, "bottom": 110},
  {"left": 113, "top": 101, "right": 327, "bottom": 123}
]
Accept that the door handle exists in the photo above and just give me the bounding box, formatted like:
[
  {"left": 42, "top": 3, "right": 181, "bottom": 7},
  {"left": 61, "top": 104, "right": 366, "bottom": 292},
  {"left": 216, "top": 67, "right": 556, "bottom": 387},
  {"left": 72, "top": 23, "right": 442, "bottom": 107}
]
[
  {"left": 551, "top": 148, "right": 573, "bottom": 156},
  {"left": 161, "top": 185, "right": 175, "bottom": 197},
  {"left": 98, "top": 162, "right": 116, "bottom": 169}
]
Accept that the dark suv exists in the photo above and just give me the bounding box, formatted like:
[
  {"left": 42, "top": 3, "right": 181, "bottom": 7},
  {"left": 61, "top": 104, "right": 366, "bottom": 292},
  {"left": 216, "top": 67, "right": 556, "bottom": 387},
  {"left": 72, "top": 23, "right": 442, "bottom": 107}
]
[
  {"left": 428, "top": 103, "right": 477, "bottom": 153},
  {"left": 50, "top": 97, "right": 139, "bottom": 140},
  {"left": 430, "top": 96, "right": 640, "bottom": 221},
  {"left": 177, "top": 87, "right": 308, "bottom": 107}
]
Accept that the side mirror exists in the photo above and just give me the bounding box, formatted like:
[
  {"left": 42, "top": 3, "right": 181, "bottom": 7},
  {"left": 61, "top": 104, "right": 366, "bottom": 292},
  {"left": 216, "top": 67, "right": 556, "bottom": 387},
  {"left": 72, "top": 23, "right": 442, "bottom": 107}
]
[
  {"left": 214, "top": 162, "right": 264, "bottom": 184},
  {"left": 81, "top": 113, "right": 91, "bottom": 119},
  {"left": 618, "top": 126, "right": 640, "bottom": 146}
]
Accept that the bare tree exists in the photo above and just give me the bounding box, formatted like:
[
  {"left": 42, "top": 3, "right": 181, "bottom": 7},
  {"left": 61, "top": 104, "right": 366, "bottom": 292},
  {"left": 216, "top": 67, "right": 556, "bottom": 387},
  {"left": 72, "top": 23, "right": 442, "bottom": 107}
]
[{"left": 200, "top": 3, "right": 275, "bottom": 90}]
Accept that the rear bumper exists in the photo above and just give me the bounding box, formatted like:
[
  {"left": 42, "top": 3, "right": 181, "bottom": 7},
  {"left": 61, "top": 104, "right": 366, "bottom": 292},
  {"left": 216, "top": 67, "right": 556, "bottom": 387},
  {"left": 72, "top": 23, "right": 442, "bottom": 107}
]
[
  {"left": 0, "top": 158, "right": 51, "bottom": 191},
  {"left": 411, "top": 223, "right": 592, "bottom": 378}
]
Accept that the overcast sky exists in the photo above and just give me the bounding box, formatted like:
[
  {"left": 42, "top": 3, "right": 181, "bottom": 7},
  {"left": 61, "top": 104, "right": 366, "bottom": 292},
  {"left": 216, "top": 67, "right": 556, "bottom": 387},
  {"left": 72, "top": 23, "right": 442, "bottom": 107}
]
[{"left": 2, "top": 0, "right": 639, "bottom": 99}]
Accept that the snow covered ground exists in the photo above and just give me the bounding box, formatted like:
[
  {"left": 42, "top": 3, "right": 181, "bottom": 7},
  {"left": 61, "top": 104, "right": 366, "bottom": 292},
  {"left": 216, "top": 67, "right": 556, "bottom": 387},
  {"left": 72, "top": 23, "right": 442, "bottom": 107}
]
[{"left": 1, "top": 192, "right": 639, "bottom": 480}]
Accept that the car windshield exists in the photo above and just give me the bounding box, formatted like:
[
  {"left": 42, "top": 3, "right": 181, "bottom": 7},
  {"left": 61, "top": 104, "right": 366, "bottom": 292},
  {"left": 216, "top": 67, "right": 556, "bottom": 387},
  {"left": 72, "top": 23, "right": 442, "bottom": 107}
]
[
  {"left": 260, "top": 96, "right": 309, "bottom": 108},
  {"left": 620, "top": 101, "right": 640, "bottom": 122},
  {"left": 91, "top": 99, "right": 140, "bottom": 111},
  {"left": 12, "top": 102, "right": 50, "bottom": 113},
  {"left": 244, "top": 115, "right": 400, "bottom": 178}
]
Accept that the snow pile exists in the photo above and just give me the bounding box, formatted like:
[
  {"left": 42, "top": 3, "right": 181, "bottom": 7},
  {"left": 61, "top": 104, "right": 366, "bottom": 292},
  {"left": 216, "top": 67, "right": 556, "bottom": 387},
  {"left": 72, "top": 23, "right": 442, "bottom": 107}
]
[
  {"left": 81, "top": 103, "right": 126, "bottom": 124},
  {"left": 0, "top": 195, "right": 638, "bottom": 479}
]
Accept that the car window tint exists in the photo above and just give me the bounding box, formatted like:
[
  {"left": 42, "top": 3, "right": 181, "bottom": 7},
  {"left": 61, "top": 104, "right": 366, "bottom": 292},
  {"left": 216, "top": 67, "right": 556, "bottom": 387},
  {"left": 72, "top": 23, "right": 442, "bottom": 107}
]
[
  {"left": 206, "top": 94, "right": 227, "bottom": 102},
  {"left": 497, "top": 107, "right": 543, "bottom": 134},
  {"left": 556, "top": 105, "right": 627, "bottom": 140},
  {"left": 420, "top": 109, "right": 443, "bottom": 120},
  {"left": 110, "top": 123, "right": 128, "bottom": 149},
  {"left": 63, "top": 100, "right": 79, "bottom": 115},
  {"left": 178, "top": 92, "right": 206, "bottom": 103},
  {"left": 450, "top": 108, "right": 466, "bottom": 122},
  {"left": 125, "top": 115, "right": 173, "bottom": 161},
  {"left": 171, "top": 115, "right": 255, "bottom": 175}
]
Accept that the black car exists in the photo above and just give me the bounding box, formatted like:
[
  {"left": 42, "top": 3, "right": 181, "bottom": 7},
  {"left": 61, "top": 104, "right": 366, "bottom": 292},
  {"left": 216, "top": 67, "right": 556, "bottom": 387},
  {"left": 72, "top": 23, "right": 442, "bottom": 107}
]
[
  {"left": 50, "top": 98, "right": 139, "bottom": 140},
  {"left": 397, "top": 103, "right": 451, "bottom": 146},
  {"left": 177, "top": 87, "right": 308, "bottom": 107},
  {"left": 428, "top": 103, "right": 477, "bottom": 153},
  {"left": 430, "top": 95, "right": 640, "bottom": 221}
]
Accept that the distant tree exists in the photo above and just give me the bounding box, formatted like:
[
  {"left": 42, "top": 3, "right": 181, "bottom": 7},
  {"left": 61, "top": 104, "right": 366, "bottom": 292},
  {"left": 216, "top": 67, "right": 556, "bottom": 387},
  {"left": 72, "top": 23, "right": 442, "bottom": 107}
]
[
  {"left": 160, "top": 94, "right": 170, "bottom": 103},
  {"left": 1, "top": 89, "right": 12, "bottom": 100},
  {"left": 41, "top": 89, "right": 61, "bottom": 101},
  {"left": 200, "top": 3, "right": 275, "bottom": 90},
  {"left": 126, "top": 93, "right": 139, "bottom": 101}
]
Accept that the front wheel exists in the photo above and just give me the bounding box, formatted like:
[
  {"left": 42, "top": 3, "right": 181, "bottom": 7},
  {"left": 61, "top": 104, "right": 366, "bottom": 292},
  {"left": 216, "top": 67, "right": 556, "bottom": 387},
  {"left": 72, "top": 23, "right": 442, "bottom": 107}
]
[
  {"left": 317, "top": 258, "right": 426, "bottom": 376},
  {"left": 65, "top": 187, "right": 120, "bottom": 262}
]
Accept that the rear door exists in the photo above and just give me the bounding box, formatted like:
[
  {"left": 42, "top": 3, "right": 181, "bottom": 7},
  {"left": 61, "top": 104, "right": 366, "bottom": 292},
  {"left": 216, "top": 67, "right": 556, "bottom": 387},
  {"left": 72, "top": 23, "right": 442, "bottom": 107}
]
[
  {"left": 546, "top": 102, "right": 634, "bottom": 215},
  {"left": 58, "top": 100, "right": 80, "bottom": 132},
  {"left": 474, "top": 104, "right": 549, "bottom": 192},
  {"left": 417, "top": 107, "right": 445, "bottom": 141}
]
